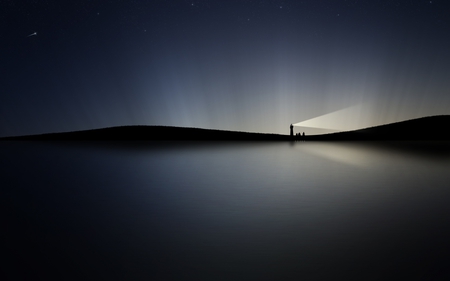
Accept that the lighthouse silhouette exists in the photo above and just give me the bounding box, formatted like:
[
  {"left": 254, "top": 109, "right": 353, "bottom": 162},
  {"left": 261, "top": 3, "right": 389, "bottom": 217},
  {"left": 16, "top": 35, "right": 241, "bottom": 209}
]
[{"left": 290, "top": 124, "right": 293, "bottom": 137}]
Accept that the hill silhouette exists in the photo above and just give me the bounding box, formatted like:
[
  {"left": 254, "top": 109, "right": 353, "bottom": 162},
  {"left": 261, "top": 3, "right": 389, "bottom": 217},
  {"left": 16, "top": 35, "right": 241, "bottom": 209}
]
[
  {"left": 0, "top": 126, "right": 291, "bottom": 141},
  {"left": 1, "top": 115, "right": 449, "bottom": 141},
  {"left": 303, "top": 115, "right": 450, "bottom": 141}
]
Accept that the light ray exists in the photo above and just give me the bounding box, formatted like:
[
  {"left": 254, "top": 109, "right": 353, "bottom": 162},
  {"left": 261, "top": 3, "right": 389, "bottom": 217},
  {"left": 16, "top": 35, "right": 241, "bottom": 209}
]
[{"left": 293, "top": 104, "right": 367, "bottom": 132}]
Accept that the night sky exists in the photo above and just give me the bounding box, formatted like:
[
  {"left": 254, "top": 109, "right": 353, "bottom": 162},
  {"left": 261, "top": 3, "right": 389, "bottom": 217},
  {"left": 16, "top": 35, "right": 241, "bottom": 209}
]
[{"left": 1, "top": 0, "right": 449, "bottom": 137}]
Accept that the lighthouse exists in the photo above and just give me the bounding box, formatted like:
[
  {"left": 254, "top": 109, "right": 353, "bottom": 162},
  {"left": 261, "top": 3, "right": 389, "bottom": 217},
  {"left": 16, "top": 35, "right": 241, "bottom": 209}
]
[{"left": 290, "top": 124, "right": 294, "bottom": 137}]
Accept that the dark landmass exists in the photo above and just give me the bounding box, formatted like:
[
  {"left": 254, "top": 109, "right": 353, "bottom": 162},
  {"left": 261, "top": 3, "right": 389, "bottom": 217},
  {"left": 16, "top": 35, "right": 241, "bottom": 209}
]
[
  {"left": 0, "top": 126, "right": 291, "bottom": 141},
  {"left": 1, "top": 115, "right": 449, "bottom": 141},
  {"left": 303, "top": 115, "right": 450, "bottom": 141}
]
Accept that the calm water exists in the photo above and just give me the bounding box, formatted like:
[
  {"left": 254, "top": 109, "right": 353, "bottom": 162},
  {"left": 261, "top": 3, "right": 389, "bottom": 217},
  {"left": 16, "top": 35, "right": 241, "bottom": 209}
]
[{"left": 2, "top": 141, "right": 450, "bottom": 280}]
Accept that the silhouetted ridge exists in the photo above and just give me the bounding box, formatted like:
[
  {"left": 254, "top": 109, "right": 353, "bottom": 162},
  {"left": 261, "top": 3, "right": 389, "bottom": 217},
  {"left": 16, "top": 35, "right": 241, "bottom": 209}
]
[
  {"left": 0, "top": 126, "right": 290, "bottom": 141},
  {"left": 304, "top": 115, "right": 450, "bottom": 141},
  {"left": 1, "top": 115, "right": 449, "bottom": 141}
]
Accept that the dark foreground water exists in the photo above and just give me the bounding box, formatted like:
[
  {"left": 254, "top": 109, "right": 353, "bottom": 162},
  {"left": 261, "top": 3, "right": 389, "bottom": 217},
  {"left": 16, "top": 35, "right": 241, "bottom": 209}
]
[{"left": 2, "top": 141, "right": 450, "bottom": 280}]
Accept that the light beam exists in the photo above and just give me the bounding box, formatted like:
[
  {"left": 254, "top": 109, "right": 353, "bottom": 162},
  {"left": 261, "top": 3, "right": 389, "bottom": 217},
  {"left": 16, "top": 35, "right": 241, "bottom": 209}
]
[{"left": 293, "top": 104, "right": 368, "bottom": 132}]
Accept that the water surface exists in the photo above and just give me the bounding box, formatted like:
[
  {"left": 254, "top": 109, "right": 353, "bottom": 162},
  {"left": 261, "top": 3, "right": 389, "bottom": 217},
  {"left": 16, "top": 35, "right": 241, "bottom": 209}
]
[{"left": 2, "top": 141, "right": 450, "bottom": 280}]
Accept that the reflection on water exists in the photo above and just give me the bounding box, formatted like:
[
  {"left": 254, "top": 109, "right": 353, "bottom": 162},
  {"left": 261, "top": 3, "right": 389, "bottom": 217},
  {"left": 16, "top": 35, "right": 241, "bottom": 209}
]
[
  {"left": 2, "top": 141, "right": 450, "bottom": 280},
  {"left": 300, "top": 142, "right": 378, "bottom": 167}
]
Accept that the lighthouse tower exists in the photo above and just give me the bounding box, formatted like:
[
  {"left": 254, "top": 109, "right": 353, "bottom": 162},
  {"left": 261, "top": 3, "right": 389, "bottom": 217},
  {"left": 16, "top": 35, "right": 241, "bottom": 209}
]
[{"left": 290, "top": 124, "right": 294, "bottom": 137}]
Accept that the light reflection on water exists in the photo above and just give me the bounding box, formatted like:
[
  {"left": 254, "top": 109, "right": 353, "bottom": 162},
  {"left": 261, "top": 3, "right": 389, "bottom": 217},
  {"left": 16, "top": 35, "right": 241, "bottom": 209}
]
[{"left": 2, "top": 141, "right": 450, "bottom": 280}]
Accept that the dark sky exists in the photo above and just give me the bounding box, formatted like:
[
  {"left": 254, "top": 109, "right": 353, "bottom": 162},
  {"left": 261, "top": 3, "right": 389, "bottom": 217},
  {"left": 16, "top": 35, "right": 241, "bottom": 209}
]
[{"left": 1, "top": 0, "right": 449, "bottom": 136}]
